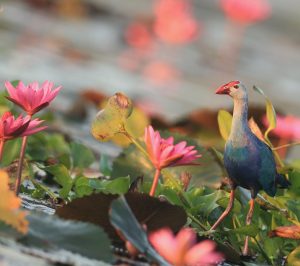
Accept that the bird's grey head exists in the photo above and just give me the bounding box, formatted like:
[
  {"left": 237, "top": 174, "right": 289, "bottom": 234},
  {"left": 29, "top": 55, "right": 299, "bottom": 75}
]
[{"left": 215, "top": 81, "right": 247, "bottom": 100}]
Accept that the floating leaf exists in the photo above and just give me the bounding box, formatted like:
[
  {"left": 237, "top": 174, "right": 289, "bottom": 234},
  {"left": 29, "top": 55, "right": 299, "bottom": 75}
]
[
  {"left": 70, "top": 142, "right": 95, "bottom": 169},
  {"left": 56, "top": 192, "right": 186, "bottom": 240},
  {"left": 110, "top": 196, "right": 170, "bottom": 265},
  {"left": 91, "top": 92, "right": 133, "bottom": 141},
  {"left": 0, "top": 170, "right": 28, "bottom": 234},
  {"left": 21, "top": 213, "right": 113, "bottom": 262},
  {"left": 217, "top": 110, "right": 232, "bottom": 141},
  {"left": 253, "top": 86, "right": 277, "bottom": 140}
]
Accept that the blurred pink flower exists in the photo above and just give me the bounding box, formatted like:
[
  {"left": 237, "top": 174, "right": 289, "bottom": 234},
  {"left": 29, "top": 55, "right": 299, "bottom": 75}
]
[
  {"left": 144, "top": 125, "right": 201, "bottom": 170},
  {"left": 5, "top": 81, "right": 61, "bottom": 116},
  {"left": 143, "top": 60, "right": 181, "bottom": 86},
  {"left": 149, "top": 227, "right": 223, "bottom": 266},
  {"left": 125, "top": 22, "right": 153, "bottom": 50},
  {"left": 154, "top": 0, "right": 200, "bottom": 44},
  {"left": 263, "top": 115, "right": 300, "bottom": 140},
  {"left": 0, "top": 112, "right": 46, "bottom": 141},
  {"left": 220, "top": 0, "right": 271, "bottom": 24}
]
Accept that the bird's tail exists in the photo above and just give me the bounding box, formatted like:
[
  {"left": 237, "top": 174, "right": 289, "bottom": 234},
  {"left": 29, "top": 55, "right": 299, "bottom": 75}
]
[{"left": 276, "top": 174, "right": 291, "bottom": 188}]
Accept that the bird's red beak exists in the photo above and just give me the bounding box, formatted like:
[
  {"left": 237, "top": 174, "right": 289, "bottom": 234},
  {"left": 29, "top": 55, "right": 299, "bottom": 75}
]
[{"left": 215, "top": 85, "right": 230, "bottom": 95}]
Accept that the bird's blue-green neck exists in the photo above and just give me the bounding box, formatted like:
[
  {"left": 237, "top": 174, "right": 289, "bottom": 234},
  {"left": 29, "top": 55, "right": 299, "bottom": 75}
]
[{"left": 229, "top": 96, "right": 250, "bottom": 143}]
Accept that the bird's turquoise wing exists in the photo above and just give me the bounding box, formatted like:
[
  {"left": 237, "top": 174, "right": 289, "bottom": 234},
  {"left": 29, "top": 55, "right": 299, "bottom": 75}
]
[{"left": 257, "top": 143, "right": 276, "bottom": 196}]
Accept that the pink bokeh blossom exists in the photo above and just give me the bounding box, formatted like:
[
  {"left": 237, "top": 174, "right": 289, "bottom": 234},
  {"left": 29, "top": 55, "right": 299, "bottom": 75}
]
[
  {"left": 154, "top": 0, "right": 200, "bottom": 44},
  {"left": 263, "top": 115, "right": 300, "bottom": 141},
  {"left": 149, "top": 227, "right": 223, "bottom": 266},
  {"left": 220, "top": 0, "right": 271, "bottom": 25}
]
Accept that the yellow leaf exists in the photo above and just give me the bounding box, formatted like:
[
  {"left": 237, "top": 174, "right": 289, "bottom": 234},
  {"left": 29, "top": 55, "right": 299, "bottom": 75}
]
[
  {"left": 111, "top": 107, "right": 150, "bottom": 147},
  {"left": 90, "top": 92, "right": 133, "bottom": 142},
  {"left": 248, "top": 117, "right": 266, "bottom": 143},
  {"left": 217, "top": 110, "right": 232, "bottom": 141},
  {"left": 253, "top": 86, "right": 277, "bottom": 140},
  {"left": 0, "top": 170, "right": 28, "bottom": 234},
  {"left": 288, "top": 246, "right": 300, "bottom": 266}
]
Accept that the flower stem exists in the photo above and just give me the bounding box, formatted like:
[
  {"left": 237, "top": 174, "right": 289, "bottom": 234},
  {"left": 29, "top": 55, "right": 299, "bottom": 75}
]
[
  {"left": 187, "top": 212, "right": 208, "bottom": 231},
  {"left": 121, "top": 128, "right": 148, "bottom": 157},
  {"left": 0, "top": 140, "right": 5, "bottom": 162},
  {"left": 272, "top": 141, "right": 300, "bottom": 151},
  {"left": 149, "top": 168, "right": 161, "bottom": 196},
  {"left": 15, "top": 136, "right": 28, "bottom": 195}
]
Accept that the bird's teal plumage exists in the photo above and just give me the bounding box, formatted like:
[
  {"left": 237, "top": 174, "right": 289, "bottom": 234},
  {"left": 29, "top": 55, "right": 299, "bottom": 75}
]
[{"left": 222, "top": 83, "right": 289, "bottom": 198}]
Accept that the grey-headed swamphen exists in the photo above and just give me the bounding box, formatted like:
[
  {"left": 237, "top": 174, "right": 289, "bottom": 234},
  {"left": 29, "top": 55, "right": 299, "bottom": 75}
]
[{"left": 212, "top": 81, "right": 290, "bottom": 255}]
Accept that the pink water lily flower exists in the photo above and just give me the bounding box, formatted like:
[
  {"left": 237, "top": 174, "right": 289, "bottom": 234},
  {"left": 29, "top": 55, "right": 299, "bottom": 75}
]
[
  {"left": 0, "top": 112, "right": 46, "bottom": 161},
  {"left": 145, "top": 126, "right": 201, "bottom": 196},
  {"left": 149, "top": 228, "right": 223, "bottom": 266},
  {"left": 145, "top": 125, "right": 201, "bottom": 170},
  {"left": 0, "top": 112, "right": 46, "bottom": 141},
  {"left": 5, "top": 81, "right": 61, "bottom": 116}
]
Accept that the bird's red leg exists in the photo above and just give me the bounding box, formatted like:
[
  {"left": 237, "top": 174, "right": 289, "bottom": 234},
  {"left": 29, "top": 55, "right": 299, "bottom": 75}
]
[
  {"left": 242, "top": 198, "right": 255, "bottom": 256},
  {"left": 211, "top": 189, "right": 235, "bottom": 230}
]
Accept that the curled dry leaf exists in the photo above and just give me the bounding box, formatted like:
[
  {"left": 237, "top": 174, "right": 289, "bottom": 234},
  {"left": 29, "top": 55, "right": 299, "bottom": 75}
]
[
  {"left": 90, "top": 92, "right": 133, "bottom": 141},
  {"left": 269, "top": 225, "right": 300, "bottom": 239},
  {"left": 0, "top": 170, "right": 28, "bottom": 234}
]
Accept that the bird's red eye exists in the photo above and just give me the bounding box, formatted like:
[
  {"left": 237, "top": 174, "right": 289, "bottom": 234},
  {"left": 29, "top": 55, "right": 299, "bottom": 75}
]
[{"left": 233, "top": 85, "right": 239, "bottom": 89}]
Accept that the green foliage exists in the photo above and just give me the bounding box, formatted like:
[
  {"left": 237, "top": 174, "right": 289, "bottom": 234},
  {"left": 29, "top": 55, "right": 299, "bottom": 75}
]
[
  {"left": 45, "top": 164, "right": 73, "bottom": 198},
  {"left": 228, "top": 224, "right": 259, "bottom": 237},
  {"left": 1, "top": 86, "right": 299, "bottom": 265},
  {"left": 89, "top": 176, "right": 130, "bottom": 194},
  {"left": 74, "top": 176, "right": 94, "bottom": 197},
  {"left": 0, "top": 139, "right": 21, "bottom": 167},
  {"left": 70, "top": 142, "right": 95, "bottom": 169},
  {"left": 27, "top": 133, "right": 70, "bottom": 162}
]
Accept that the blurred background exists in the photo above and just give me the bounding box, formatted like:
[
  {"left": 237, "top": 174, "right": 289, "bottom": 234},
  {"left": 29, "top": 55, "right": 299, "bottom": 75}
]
[
  {"left": 1, "top": 0, "right": 300, "bottom": 116},
  {"left": 0, "top": 0, "right": 299, "bottom": 157}
]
